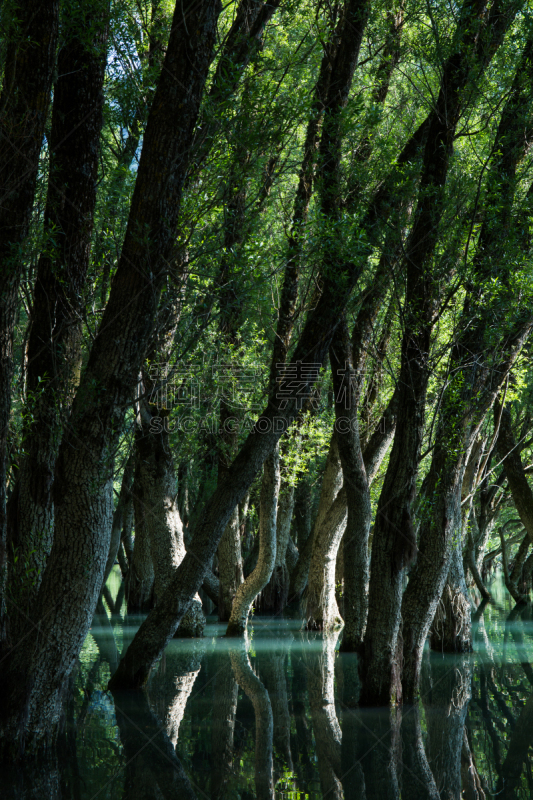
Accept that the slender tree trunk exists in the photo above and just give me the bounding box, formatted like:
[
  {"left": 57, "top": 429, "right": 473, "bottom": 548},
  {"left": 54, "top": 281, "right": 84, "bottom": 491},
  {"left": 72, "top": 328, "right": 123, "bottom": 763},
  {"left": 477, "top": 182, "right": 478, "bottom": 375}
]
[
  {"left": 261, "top": 481, "right": 295, "bottom": 614},
  {"left": 361, "top": 0, "right": 520, "bottom": 707},
  {"left": 227, "top": 444, "right": 280, "bottom": 635},
  {"left": 306, "top": 488, "right": 347, "bottom": 630},
  {"left": 331, "top": 317, "right": 372, "bottom": 651},
  {"left": 103, "top": 454, "right": 135, "bottom": 587},
  {"left": 126, "top": 454, "right": 155, "bottom": 612}
]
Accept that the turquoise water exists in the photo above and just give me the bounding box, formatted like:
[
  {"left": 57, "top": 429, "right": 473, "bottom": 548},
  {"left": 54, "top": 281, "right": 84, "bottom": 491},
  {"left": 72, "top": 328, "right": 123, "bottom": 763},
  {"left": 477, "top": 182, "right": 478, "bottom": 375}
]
[{"left": 10, "top": 573, "right": 533, "bottom": 798}]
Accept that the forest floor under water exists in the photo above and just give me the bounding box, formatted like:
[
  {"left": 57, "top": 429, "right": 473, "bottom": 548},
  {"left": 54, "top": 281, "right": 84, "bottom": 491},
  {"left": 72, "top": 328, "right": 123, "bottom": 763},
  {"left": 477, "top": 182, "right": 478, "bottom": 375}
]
[{"left": 6, "top": 570, "right": 533, "bottom": 800}]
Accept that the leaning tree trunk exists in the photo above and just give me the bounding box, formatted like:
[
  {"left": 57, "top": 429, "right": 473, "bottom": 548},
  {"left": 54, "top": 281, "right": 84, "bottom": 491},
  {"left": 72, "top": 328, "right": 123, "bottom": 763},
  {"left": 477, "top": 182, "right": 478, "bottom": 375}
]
[
  {"left": 361, "top": 0, "right": 518, "bottom": 706},
  {"left": 330, "top": 316, "right": 372, "bottom": 651},
  {"left": 226, "top": 444, "right": 280, "bottom": 636},
  {"left": 402, "top": 32, "right": 533, "bottom": 699}
]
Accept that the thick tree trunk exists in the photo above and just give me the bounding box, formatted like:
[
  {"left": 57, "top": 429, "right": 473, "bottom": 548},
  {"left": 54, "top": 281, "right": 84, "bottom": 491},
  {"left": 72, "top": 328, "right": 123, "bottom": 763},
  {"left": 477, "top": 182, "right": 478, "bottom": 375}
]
[
  {"left": 0, "top": 0, "right": 59, "bottom": 640},
  {"left": 431, "top": 542, "right": 472, "bottom": 653},
  {"left": 8, "top": 0, "right": 108, "bottom": 638},
  {"left": 0, "top": 0, "right": 221, "bottom": 753},
  {"left": 226, "top": 444, "right": 280, "bottom": 635}
]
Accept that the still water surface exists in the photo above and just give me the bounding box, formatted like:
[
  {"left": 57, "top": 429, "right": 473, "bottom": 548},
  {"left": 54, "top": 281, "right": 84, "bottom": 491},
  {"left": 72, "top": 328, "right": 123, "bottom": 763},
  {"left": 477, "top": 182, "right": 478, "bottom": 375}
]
[{"left": 17, "top": 573, "right": 533, "bottom": 798}]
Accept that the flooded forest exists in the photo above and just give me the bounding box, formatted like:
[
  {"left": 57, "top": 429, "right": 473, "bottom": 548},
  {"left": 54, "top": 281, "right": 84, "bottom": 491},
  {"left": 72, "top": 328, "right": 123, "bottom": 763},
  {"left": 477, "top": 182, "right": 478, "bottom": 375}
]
[{"left": 1, "top": 0, "right": 533, "bottom": 796}]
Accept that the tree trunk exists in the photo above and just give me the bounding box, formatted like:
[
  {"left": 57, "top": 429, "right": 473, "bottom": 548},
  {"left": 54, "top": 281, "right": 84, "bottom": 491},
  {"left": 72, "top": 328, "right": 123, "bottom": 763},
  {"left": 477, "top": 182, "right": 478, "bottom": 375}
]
[
  {"left": 290, "top": 434, "right": 343, "bottom": 603},
  {"left": 0, "top": 0, "right": 59, "bottom": 641},
  {"left": 136, "top": 414, "right": 205, "bottom": 637},
  {"left": 226, "top": 444, "right": 280, "bottom": 635},
  {"left": 103, "top": 454, "right": 135, "bottom": 587},
  {"left": 306, "top": 488, "right": 347, "bottom": 630},
  {"left": 261, "top": 481, "right": 295, "bottom": 614},
  {"left": 362, "top": 1, "right": 522, "bottom": 707},
  {"left": 8, "top": 0, "right": 109, "bottom": 639},
  {"left": 431, "top": 542, "right": 472, "bottom": 654},
  {"left": 126, "top": 454, "right": 155, "bottom": 612},
  {"left": 0, "top": 0, "right": 221, "bottom": 753},
  {"left": 496, "top": 402, "right": 533, "bottom": 545},
  {"left": 402, "top": 32, "right": 533, "bottom": 700},
  {"left": 330, "top": 317, "right": 372, "bottom": 651}
]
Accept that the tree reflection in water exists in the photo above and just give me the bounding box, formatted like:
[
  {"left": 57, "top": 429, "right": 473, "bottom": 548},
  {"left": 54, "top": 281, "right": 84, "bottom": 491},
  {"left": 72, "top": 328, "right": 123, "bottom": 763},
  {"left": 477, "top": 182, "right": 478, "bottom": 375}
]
[{"left": 9, "top": 596, "right": 533, "bottom": 798}]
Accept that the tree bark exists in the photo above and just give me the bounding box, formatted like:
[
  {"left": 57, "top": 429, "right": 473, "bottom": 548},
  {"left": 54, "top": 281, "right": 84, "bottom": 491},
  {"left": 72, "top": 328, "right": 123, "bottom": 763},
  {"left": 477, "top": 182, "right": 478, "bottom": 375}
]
[
  {"left": 290, "top": 434, "right": 343, "bottom": 602},
  {"left": 226, "top": 444, "right": 280, "bottom": 635},
  {"left": 0, "top": 0, "right": 59, "bottom": 640},
  {"left": 8, "top": 0, "right": 109, "bottom": 638},
  {"left": 126, "top": 454, "right": 155, "bottom": 612},
  {"left": 261, "top": 480, "right": 295, "bottom": 614},
  {"left": 135, "top": 412, "right": 205, "bottom": 637},
  {"left": 362, "top": 0, "right": 523, "bottom": 707},
  {"left": 401, "top": 33, "right": 533, "bottom": 700},
  {"left": 496, "top": 402, "right": 533, "bottom": 546},
  {"left": 0, "top": 0, "right": 221, "bottom": 753}
]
